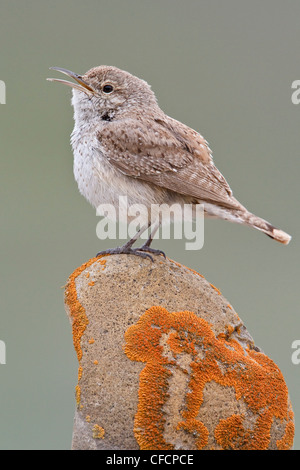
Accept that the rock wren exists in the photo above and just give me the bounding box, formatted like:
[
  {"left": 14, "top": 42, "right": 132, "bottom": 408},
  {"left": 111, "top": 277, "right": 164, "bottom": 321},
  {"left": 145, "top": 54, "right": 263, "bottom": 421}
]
[{"left": 48, "top": 66, "right": 291, "bottom": 259}]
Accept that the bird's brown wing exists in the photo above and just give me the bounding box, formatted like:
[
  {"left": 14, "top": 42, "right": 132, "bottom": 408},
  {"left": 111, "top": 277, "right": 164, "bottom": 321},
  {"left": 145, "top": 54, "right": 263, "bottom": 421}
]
[{"left": 96, "top": 117, "right": 241, "bottom": 209}]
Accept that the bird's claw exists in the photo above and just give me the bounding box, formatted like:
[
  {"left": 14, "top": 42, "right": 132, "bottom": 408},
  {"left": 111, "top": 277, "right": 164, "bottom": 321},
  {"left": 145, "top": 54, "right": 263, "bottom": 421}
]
[
  {"left": 138, "top": 245, "right": 166, "bottom": 259},
  {"left": 96, "top": 246, "right": 153, "bottom": 261},
  {"left": 96, "top": 245, "right": 166, "bottom": 262}
]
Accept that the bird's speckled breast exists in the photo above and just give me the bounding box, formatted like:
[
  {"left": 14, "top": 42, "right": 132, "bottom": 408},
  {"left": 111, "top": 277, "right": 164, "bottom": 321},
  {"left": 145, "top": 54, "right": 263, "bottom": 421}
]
[{"left": 71, "top": 125, "right": 173, "bottom": 222}]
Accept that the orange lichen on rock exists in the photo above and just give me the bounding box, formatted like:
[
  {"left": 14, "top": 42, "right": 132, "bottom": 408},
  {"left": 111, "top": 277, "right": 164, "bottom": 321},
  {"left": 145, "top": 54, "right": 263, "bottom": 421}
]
[
  {"left": 209, "top": 283, "right": 222, "bottom": 295},
  {"left": 276, "top": 408, "right": 295, "bottom": 450},
  {"left": 97, "top": 258, "right": 107, "bottom": 270},
  {"left": 124, "top": 306, "right": 294, "bottom": 450},
  {"left": 65, "top": 258, "right": 99, "bottom": 361},
  {"left": 98, "top": 258, "right": 106, "bottom": 265},
  {"left": 78, "top": 366, "right": 83, "bottom": 382},
  {"left": 65, "top": 257, "right": 103, "bottom": 406},
  {"left": 92, "top": 424, "right": 105, "bottom": 439},
  {"left": 75, "top": 384, "right": 81, "bottom": 407},
  {"left": 169, "top": 258, "right": 204, "bottom": 279}
]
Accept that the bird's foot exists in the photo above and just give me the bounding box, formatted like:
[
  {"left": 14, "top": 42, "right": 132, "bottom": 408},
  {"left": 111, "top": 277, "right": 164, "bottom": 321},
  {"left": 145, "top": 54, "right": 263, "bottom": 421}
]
[
  {"left": 96, "top": 245, "right": 154, "bottom": 261},
  {"left": 96, "top": 244, "right": 166, "bottom": 262},
  {"left": 137, "top": 244, "right": 166, "bottom": 259}
]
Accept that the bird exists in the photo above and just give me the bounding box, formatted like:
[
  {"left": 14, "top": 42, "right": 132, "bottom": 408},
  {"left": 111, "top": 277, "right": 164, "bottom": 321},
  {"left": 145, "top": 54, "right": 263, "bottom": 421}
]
[{"left": 47, "top": 65, "right": 291, "bottom": 260}]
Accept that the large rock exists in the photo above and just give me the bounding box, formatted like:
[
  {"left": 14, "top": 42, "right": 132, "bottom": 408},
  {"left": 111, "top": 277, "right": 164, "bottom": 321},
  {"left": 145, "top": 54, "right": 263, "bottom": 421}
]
[{"left": 64, "top": 254, "right": 294, "bottom": 450}]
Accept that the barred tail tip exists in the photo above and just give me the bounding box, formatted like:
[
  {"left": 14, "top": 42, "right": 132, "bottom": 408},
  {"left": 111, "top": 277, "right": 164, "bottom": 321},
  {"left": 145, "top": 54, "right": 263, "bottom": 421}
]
[{"left": 272, "top": 229, "right": 292, "bottom": 245}]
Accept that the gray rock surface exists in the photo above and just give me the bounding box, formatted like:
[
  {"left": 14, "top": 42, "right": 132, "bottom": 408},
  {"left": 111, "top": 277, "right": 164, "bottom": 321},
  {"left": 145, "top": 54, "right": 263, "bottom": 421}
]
[{"left": 64, "top": 254, "right": 294, "bottom": 450}]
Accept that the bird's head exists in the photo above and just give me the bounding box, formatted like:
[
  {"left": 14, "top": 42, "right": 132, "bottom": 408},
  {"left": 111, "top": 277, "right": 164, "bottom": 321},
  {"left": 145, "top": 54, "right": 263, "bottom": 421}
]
[{"left": 47, "top": 65, "right": 158, "bottom": 122}]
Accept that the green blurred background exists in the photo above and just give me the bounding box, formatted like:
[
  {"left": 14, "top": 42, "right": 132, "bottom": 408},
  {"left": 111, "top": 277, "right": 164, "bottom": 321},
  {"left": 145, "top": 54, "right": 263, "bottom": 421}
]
[{"left": 0, "top": 0, "right": 299, "bottom": 449}]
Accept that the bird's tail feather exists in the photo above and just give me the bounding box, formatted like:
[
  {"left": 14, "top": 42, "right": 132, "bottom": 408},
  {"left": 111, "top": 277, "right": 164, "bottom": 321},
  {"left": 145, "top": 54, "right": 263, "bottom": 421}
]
[
  {"left": 239, "top": 211, "right": 291, "bottom": 245},
  {"left": 204, "top": 203, "right": 291, "bottom": 245}
]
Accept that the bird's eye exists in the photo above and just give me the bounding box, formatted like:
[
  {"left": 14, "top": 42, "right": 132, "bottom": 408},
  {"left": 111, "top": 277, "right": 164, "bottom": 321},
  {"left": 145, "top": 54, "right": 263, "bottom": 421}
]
[{"left": 102, "top": 84, "right": 114, "bottom": 94}]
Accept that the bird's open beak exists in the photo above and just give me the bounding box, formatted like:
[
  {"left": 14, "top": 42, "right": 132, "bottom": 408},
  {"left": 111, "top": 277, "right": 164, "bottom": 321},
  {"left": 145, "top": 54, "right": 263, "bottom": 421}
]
[{"left": 47, "top": 67, "right": 95, "bottom": 95}]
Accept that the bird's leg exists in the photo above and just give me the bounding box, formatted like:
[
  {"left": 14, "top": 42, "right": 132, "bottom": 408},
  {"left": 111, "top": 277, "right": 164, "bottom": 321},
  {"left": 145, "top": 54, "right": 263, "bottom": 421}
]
[
  {"left": 136, "top": 220, "right": 166, "bottom": 258},
  {"left": 96, "top": 222, "right": 155, "bottom": 261}
]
